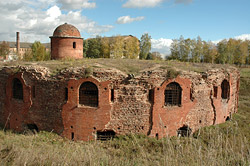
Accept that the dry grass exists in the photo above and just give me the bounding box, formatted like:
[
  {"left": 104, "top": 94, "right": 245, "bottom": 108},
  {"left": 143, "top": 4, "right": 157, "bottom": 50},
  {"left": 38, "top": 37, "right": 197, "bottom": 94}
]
[
  {"left": 0, "top": 59, "right": 235, "bottom": 75},
  {"left": 0, "top": 63, "right": 249, "bottom": 166}
]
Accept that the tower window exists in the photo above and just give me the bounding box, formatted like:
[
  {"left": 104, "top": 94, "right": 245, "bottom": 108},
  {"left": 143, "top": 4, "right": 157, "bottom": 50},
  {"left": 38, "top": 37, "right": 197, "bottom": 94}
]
[
  {"left": 12, "top": 78, "right": 23, "bottom": 100},
  {"left": 73, "top": 42, "right": 76, "bottom": 49},
  {"left": 165, "top": 82, "right": 182, "bottom": 106},
  {"left": 79, "top": 82, "right": 98, "bottom": 107},
  {"left": 221, "top": 80, "right": 230, "bottom": 100}
]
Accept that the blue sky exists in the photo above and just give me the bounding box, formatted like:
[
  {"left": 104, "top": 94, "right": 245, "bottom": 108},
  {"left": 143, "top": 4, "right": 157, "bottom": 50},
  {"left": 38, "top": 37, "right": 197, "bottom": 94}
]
[{"left": 0, "top": 0, "right": 250, "bottom": 55}]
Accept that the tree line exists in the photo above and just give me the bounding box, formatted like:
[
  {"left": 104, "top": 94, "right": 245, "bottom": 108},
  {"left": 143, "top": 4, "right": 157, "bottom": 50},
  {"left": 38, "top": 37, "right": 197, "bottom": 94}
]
[
  {"left": 23, "top": 41, "right": 50, "bottom": 61},
  {"left": 83, "top": 35, "right": 140, "bottom": 59},
  {"left": 168, "top": 36, "right": 250, "bottom": 65}
]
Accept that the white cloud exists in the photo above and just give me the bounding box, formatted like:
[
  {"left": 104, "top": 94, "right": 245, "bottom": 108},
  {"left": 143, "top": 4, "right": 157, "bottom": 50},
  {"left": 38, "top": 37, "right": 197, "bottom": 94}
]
[
  {"left": 235, "top": 34, "right": 250, "bottom": 41},
  {"left": 57, "top": 0, "right": 96, "bottom": 10},
  {"left": 116, "top": 16, "right": 145, "bottom": 24},
  {"left": 123, "top": 0, "right": 164, "bottom": 8},
  {"left": 174, "top": 0, "right": 193, "bottom": 4},
  {"left": 212, "top": 34, "right": 250, "bottom": 44},
  {"left": 0, "top": 1, "right": 113, "bottom": 43},
  {"left": 45, "top": 5, "right": 61, "bottom": 21},
  {"left": 151, "top": 38, "right": 173, "bottom": 56}
]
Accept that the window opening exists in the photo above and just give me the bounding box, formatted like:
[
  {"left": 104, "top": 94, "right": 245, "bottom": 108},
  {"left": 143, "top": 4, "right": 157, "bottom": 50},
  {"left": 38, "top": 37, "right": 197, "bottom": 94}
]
[
  {"left": 156, "top": 133, "right": 159, "bottom": 139},
  {"left": 226, "top": 116, "right": 230, "bottom": 121},
  {"left": 73, "top": 42, "right": 76, "bottom": 49},
  {"left": 221, "top": 80, "right": 230, "bottom": 100},
  {"left": 165, "top": 82, "right": 182, "bottom": 106},
  {"left": 71, "top": 132, "right": 74, "bottom": 140},
  {"left": 79, "top": 82, "right": 98, "bottom": 107},
  {"left": 111, "top": 89, "right": 114, "bottom": 102},
  {"left": 96, "top": 130, "right": 115, "bottom": 141},
  {"left": 32, "top": 86, "right": 35, "bottom": 98},
  {"left": 149, "top": 89, "right": 154, "bottom": 103},
  {"left": 190, "top": 88, "right": 194, "bottom": 101},
  {"left": 177, "top": 125, "right": 192, "bottom": 137},
  {"left": 12, "top": 78, "right": 23, "bottom": 100},
  {"left": 65, "top": 87, "right": 68, "bottom": 101}
]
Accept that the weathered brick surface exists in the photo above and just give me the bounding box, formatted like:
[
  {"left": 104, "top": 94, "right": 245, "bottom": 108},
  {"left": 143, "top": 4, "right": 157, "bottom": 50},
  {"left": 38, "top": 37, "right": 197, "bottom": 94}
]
[{"left": 0, "top": 65, "right": 240, "bottom": 141}]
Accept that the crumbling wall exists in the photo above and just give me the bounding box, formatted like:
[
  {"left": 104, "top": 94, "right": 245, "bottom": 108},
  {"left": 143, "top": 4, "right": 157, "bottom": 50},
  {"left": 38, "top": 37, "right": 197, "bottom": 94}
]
[{"left": 0, "top": 65, "right": 240, "bottom": 141}]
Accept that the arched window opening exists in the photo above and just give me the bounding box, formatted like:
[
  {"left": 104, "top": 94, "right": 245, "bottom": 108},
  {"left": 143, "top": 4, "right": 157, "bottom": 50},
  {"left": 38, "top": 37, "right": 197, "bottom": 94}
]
[
  {"left": 165, "top": 82, "right": 182, "bottom": 106},
  {"left": 12, "top": 78, "right": 23, "bottom": 100},
  {"left": 79, "top": 82, "right": 98, "bottom": 107},
  {"left": 177, "top": 125, "right": 192, "bottom": 137},
  {"left": 96, "top": 130, "right": 116, "bottom": 141},
  {"left": 73, "top": 42, "right": 76, "bottom": 49},
  {"left": 221, "top": 80, "right": 230, "bottom": 100}
]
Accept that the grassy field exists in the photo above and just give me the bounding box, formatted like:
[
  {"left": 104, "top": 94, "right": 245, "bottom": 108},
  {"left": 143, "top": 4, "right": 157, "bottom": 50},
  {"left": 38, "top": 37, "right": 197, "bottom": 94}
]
[{"left": 0, "top": 63, "right": 249, "bottom": 166}]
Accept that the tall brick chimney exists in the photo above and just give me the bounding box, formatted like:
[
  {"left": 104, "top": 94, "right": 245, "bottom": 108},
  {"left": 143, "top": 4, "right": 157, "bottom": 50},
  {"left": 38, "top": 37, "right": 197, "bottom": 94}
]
[{"left": 16, "top": 32, "right": 20, "bottom": 54}]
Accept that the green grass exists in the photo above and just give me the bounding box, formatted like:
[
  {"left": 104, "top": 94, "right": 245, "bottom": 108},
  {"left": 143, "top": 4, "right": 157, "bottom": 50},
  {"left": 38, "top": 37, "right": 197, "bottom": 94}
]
[{"left": 0, "top": 63, "right": 249, "bottom": 166}]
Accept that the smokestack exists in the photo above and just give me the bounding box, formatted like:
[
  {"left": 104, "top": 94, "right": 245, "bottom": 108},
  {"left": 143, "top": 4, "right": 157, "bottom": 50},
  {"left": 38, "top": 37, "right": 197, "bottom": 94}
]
[{"left": 16, "top": 32, "right": 20, "bottom": 54}]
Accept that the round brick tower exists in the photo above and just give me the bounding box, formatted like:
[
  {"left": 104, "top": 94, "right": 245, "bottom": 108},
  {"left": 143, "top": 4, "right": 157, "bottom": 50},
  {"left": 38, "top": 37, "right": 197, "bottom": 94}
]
[{"left": 50, "top": 23, "right": 83, "bottom": 60}]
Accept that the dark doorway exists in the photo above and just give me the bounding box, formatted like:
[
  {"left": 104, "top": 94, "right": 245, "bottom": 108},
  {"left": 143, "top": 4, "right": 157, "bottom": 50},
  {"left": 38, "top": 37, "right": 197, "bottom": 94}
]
[
  {"left": 177, "top": 125, "right": 192, "bottom": 137},
  {"left": 12, "top": 78, "right": 23, "bottom": 100},
  {"left": 96, "top": 130, "right": 116, "bottom": 141}
]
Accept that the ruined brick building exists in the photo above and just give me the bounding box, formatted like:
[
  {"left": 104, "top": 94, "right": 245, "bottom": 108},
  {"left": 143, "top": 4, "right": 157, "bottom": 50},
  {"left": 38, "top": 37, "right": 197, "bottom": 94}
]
[{"left": 0, "top": 23, "right": 240, "bottom": 141}]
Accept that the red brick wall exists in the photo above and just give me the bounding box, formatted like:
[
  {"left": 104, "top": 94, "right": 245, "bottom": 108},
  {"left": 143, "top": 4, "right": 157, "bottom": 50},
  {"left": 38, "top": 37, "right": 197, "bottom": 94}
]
[
  {"left": 149, "top": 77, "right": 196, "bottom": 138},
  {"left": 0, "top": 66, "right": 240, "bottom": 141},
  {"left": 3, "top": 73, "right": 32, "bottom": 132},
  {"left": 62, "top": 77, "right": 111, "bottom": 141}
]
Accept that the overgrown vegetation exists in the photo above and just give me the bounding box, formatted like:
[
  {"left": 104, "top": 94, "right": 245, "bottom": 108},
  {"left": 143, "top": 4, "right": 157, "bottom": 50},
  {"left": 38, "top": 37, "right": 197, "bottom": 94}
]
[
  {"left": 0, "top": 58, "right": 233, "bottom": 75},
  {"left": 0, "top": 67, "right": 249, "bottom": 165}
]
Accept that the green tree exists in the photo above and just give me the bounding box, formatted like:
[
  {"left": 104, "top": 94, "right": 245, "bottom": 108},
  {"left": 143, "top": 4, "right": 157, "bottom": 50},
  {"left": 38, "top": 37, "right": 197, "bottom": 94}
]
[
  {"left": 191, "top": 36, "right": 203, "bottom": 63},
  {"left": 233, "top": 41, "right": 248, "bottom": 66},
  {"left": 110, "top": 35, "right": 124, "bottom": 58},
  {"left": 203, "top": 41, "right": 217, "bottom": 63},
  {"left": 216, "top": 39, "right": 228, "bottom": 64},
  {"left": 86, "top": 36, "right": 101, "bottom": 58},
  {"left": 139, "top": 33, "right": 151, "bottom": 59},
  {"left": 24, "top": 41, "right": 50, "bottom": 61},
  {"left": 83, "top": 39, "right": 88, "bottom": 58},
  {"left": 183, "top": 38, "right": 192, "bottom": 62},
  {"left": 124, "top": 37, "right": 139, "bottom": 59},
  {"left": 0, "top": 41, "right": 10, "bottom": 58},
  {"left": 169, "top": 39, "right": 180, "bottom": 60},
  {"left": 226, "top": 38, "right": 238, "bottom": 64},
  {"left": 100, "top": 37, "right": 110, "bottom": 58}
]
